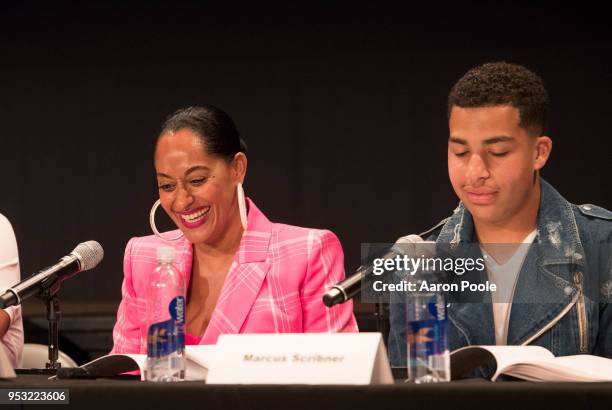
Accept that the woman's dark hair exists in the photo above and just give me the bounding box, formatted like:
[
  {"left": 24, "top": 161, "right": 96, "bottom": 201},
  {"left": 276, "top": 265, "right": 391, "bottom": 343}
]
[{"left": 158, "top": 105, "right": 247, "bottom": 161}]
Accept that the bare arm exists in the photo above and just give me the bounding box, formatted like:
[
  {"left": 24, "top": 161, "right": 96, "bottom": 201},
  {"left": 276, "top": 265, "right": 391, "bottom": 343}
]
[{"left": 0, "top": 310, "right": 9, "bottom": 337}]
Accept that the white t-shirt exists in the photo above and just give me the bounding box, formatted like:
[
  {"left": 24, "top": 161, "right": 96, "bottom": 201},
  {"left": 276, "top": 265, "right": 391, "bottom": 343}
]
[
  {"left": 481, "top": 230, "right": 537, "bottom": 345},
  {"left": 0, "top": 213, "right": 24, "bottom": 368}
]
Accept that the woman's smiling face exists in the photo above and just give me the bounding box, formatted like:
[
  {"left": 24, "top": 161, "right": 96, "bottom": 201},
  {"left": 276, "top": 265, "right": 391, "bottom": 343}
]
[{"left": 154, "top": 128, "right": 245, "bottom": 246}]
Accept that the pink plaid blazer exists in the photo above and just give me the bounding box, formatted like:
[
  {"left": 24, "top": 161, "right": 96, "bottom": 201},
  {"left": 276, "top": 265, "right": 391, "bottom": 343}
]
[{"left": 111, "top": 199, "right": 358, "bottom": 354}]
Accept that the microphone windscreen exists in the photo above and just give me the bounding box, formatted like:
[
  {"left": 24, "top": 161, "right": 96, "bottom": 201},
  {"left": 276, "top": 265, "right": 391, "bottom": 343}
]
[
  {"left": 395, "top": 234, "right": 425, "bottom": 245},
  {"left": 392, "top": 235, "right": 436, "bottom": 258},
  {"left": 72, "top": 241, "right": 104, "bottom": 271}
]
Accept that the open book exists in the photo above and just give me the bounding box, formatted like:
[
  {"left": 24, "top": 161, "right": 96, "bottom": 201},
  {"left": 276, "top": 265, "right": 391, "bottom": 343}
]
[
  {"left": 72, "top": 345, "right": 215, "bottom": 381},
  {"left": 450, "top": 345, "right": 612, "bottom": 381}
]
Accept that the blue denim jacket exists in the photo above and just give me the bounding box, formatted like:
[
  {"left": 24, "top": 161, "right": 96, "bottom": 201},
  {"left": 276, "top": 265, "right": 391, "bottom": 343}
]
[{"left": 388, "top": 179, "right": 612, "bottom": 369}]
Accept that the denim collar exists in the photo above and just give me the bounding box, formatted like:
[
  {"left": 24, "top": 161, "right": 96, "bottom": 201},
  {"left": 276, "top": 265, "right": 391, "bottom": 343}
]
[{"left": 435, "top": 178, "right": 585, "bottom": 266}]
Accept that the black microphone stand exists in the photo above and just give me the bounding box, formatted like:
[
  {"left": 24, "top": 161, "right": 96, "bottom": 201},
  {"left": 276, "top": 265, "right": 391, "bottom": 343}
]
[
  {"left": 15, "top": 280, "right": 63, "bottom": 375},
  {"left": 42, "top": 290, "right": 62, "bottom": 372}
]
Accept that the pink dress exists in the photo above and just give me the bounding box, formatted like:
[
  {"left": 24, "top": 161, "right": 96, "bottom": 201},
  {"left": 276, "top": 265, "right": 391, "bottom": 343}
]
[
  {"left": 185, "top": 333, "right": 201, "bottom": 346},
  {"left": 111, "top": 198, "right": 358, "bottom": 354}
]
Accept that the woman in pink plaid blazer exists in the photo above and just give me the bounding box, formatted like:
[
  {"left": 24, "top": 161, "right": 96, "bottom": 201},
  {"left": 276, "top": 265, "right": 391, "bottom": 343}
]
[{"left": 111, "top": 106, "right": 357, "bottom": 354}]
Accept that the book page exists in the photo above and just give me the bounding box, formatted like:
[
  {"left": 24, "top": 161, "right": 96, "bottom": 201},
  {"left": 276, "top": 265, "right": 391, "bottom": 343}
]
[
  {"left": 73, "top": 347, "right": 214, "bottom": 381},
  {"left": 450, "top": 345, "right": 553, "bottom": 380},
  {"left": 505, "top": 355, "right": 612, "bottom": 382},
  {"left": 483, "top": 346, "right": 554, "bottom": 381},
  {"left": 80, "top": 353, "right": 146, "bottom": 379},
  {"left": 185, "top": 345, "right": 215, "bottom": 369},
  {"left": 185, "top": 345, "right": 215, "bottom": 381}
]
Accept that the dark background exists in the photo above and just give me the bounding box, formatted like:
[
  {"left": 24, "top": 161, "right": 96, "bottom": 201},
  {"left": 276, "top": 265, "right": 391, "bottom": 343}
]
[{"left": 1, "top": 2, "right": 610, "bottom": 306}]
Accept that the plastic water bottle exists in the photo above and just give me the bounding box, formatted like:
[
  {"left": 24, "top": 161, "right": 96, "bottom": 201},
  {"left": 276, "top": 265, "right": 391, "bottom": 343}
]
[
  {"left": 405, "top": 290, "right": 450, "bottom": 383},
  {"left": 144, "top": 246, "right": 186, "bottom": 382}
]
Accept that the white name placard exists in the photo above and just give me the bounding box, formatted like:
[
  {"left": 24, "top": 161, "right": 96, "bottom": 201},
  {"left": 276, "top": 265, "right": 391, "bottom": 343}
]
[{"left": 206, "top": 332, "right": 393, "bottom": 385}]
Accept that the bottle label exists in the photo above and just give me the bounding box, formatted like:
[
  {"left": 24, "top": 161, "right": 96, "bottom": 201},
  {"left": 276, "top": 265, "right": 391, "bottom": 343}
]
[
  {"left": 170, "top": 296, "right": 185, "bottom": 325},
  {"left": 147, "top": 296, "right": 186, "bottom": 357},
  {"left": 407, "top": 297, "right": 448, "bottom": 356}
]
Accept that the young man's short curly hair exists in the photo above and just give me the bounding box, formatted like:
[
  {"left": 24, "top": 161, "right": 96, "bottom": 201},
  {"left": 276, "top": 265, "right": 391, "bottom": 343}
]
[{"left": 447, "top": 62, "right": 549, "bottom": 136}]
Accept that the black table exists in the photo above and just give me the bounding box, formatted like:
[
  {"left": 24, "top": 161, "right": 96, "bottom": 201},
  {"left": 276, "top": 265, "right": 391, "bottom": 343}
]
[{"left": 1, "top": 375, "right": 611, "bottom": 410}]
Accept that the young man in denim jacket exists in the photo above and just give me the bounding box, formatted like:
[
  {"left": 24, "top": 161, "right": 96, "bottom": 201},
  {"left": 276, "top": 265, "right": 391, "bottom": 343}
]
[{"left": 388, "top": 62, "right": 612, "bottom": 369}]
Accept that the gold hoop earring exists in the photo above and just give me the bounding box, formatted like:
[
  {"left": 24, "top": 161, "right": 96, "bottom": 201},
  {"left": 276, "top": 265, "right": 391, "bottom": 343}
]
[
  {"left": 149, "top": 199, "right": 184, "bottom": 242},
  {"left": 237, "top": 183, "right": 248, "bottom": 230}
]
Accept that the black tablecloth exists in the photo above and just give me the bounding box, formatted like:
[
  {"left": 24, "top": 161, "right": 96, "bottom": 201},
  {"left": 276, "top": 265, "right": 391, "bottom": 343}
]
[{"left": 1, "top": 375, "right": 611, "bottom": 410}]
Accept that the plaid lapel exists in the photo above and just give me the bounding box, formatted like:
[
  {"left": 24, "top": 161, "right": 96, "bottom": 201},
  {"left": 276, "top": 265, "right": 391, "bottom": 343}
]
[{"left": 200, "top": 199, "right": 273, "bottom": 343}]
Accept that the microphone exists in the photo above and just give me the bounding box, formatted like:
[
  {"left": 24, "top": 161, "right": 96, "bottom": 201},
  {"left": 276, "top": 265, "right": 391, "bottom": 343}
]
[
  {"left": 0, "top": 241, "right": 104, "bottom": 308},
  {"left": 323, "top": 235, "right": 425, "bottom": 307}
]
